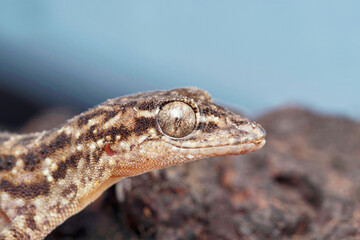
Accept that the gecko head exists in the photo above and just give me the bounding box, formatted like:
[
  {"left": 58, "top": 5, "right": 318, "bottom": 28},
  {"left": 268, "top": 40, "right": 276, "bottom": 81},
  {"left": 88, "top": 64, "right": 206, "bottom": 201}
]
[{"left": 102, "top": 88, "right": 266, "bottom": 177}]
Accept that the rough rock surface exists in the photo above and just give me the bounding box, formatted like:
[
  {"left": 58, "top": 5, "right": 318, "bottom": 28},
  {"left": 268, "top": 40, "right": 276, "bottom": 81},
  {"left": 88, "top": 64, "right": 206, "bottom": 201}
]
[{"left": 41, "top": 107, "right": 360, "bottom": 240}]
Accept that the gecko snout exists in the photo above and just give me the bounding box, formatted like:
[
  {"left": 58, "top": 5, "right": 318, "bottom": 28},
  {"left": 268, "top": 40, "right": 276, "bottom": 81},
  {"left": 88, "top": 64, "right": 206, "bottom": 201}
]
[
  {"left": 239, "top": 122, "right": 266, "bottom": 151},
  {"left": 251, "top": 122, "right": 266, "bottom": 142},
  {"left": 232, "top": 121, "right": 266, "bottom": 145}
]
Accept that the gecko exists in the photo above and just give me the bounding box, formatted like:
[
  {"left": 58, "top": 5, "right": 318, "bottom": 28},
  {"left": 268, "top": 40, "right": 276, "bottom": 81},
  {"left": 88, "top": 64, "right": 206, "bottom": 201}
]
[{"left": 0, "top": 88, "right": 266, "bottom": 239}]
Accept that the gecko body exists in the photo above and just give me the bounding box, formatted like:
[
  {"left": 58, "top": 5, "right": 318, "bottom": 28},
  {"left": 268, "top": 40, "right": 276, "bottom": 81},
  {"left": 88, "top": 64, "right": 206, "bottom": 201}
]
[{"left": 0, "top": 88, "right": 266, "bottom": 239}]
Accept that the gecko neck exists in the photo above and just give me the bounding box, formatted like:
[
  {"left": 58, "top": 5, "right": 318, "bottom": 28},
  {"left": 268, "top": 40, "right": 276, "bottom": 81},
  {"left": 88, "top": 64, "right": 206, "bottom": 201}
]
[{"left": 0, "top": 116, "right": 120, "bottom": 235}]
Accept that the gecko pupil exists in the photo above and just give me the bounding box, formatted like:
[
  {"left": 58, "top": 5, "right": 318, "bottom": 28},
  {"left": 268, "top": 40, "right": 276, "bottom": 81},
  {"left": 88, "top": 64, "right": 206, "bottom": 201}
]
[{"left": 158, "top": 101, "right": 196, "bottom": 138}]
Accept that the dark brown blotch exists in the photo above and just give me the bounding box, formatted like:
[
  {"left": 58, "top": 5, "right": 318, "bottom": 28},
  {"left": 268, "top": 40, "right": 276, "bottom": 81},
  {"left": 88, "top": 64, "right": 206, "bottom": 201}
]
[
  {"left": 23, "top": 152, "right": 41, "bottom": 171},
  {"left": 38, "top": 144, "right": 50, "bottom": 161},
  {"left": 201, "top": 105, "right": 226, "bottom": 118},
  {"left": 47, "top": 132, "right": 72, "bottom": 155},
  {"left": 61, "top": 183, "right": 78, "bottom": 199},
  {"left": 86, "top": 125, "right": 99, "bottom": 142},
  {"left": 106, "top": 125, "right": 131, "bottom": 142},
  {"left": 76, "top": 125, "right": 102, "bottom": 144},
  {"left": 138, "top": 100, "right": 157, "bottom": 111},
  {"left": 67, "top": 152, "right": 82, "bottom": 168},
  {"left": 52, "top": 161, "right": 68, "bottom": 181},
  {"left": 104, "top": 111, "right": 118, "bottom": 122},
  {"left": 76, "top": 124, "right": 131, "bottom": 146},
  {"left": 25, "top": 216, "right": 38, "bottom": 231},
  {"left": 52, "top": 152, "right": 82, "bottom": 181},
  {"left": 202, "top": 122, "right": 219, "bottom": 133},
  {"left": 22, "top": 133, "right": 72, "bottom": 171},
  {"left": 23, "top": 132, "right": 72, "bottom": 171},
  {"left": 0, "top": 180, "right": 50, "bottom": 199},
  {"left": 0, "top": 155, "right": 15, "bottom": 171},
  {"left": 133, "top": 117, "right": 156, "bottom": 135}
]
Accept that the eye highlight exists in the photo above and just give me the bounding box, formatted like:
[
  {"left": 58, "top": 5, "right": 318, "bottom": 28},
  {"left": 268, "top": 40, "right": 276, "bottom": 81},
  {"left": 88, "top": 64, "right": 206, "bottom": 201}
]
[{"left": 158, "top": 101, "right": 196, "bottom": 138}]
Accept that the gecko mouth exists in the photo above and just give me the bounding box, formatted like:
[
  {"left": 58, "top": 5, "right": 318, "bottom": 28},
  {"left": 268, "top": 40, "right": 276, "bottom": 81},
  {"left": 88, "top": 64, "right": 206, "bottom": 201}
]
[
  {"left": 197, "top": 138, "right": 266, "bottom": 155},
  {"left": 167, "top": 138, "right": 266, "bottom": 157}
]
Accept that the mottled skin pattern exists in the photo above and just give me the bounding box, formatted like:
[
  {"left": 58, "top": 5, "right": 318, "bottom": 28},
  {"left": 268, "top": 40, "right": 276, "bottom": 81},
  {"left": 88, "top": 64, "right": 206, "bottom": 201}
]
[{"left": 0, "top": 88, "right": 266, "bottom": 240}]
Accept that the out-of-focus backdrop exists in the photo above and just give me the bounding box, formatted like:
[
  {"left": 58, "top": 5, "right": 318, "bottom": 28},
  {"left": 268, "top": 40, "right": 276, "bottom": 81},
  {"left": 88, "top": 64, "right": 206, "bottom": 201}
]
[
  {"left": 0, "top": 1, "right": 359, "bottom": 129},
  {"left": 1, "top": 3, "right": 360, "bottom": 239}
]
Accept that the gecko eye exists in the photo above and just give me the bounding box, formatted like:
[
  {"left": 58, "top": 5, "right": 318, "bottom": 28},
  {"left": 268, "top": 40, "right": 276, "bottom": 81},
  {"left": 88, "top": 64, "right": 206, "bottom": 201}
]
[{"left": 158, "top": 101, "right": 196, "bottom": 138}]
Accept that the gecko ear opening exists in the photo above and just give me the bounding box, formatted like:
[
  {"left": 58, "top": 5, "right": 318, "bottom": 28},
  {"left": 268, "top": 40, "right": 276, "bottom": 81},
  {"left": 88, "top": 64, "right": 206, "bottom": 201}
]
[
  {"left": 104, "top": 144, "right": 116, "bottom": 156},
  {"left": 157, "top": 101, "right": 196, "bottom": 138}
]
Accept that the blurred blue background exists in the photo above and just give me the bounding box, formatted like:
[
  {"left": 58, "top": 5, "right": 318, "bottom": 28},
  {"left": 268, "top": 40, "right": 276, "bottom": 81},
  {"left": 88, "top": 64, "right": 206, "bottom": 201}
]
[{"left": 0, "top": 1, "right": 359, "bottom": 128}]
